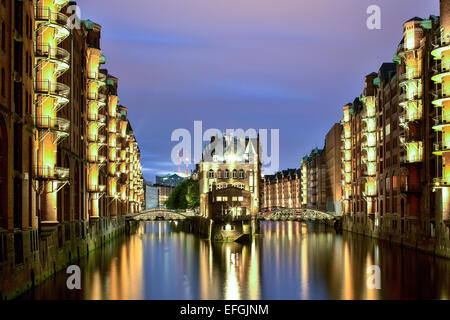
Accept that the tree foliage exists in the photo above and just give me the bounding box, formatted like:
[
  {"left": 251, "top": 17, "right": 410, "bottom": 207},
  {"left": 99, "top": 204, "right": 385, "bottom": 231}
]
[{"left": 165, "top": 179, "right": 200, "bottom": 209}]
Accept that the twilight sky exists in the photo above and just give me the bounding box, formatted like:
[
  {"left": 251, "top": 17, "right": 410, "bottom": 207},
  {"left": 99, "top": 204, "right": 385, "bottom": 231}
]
[{"left": 75, "top": 0, "right": 438, "bottom": 182}]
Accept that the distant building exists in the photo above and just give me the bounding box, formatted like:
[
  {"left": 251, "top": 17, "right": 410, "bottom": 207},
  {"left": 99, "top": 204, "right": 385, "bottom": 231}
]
[
  {"left": 262, "top": 169, "right": 301, "bottom": 209},
  {"left": 145, "top": 182, "right": 159, "bottom": 209},
  {"left": 156, "top": 173, "right": 187, "bottom": 187},
  {"left": 199, "top": 134, "right": 261, "bottom": 219},
  {"left": 301, "top": 148, "right": 327, "bottom": 211},
  {"left": 324, "top": 123, "right": 343, "bottom": 215},
  {"left": 155, "top": 184, "right": 175, "bottom": 208},
  {"left": 144, "top": 181, "right": 175, "bottom": 209}
]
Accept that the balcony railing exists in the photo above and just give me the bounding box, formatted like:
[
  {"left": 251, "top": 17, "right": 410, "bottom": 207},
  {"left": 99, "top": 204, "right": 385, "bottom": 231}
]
[
  {"left": 433, "top": 177, "right": 450, "bottom": 188},
  {"left": 34, "top": 166, "right": 69, "bottom": 180},
  {"left": 431, "top": 36, "right": 450, "bottom": 59},
  {"left": 35, "top": 44, "right": 70, "bottom": 65},
  {"left": 399, "top": 92, "right": 421, "bottom": 104},
  {"left": 433, "top": 115, "right": 450, "bottom": 129},
  {"left": 35, "top": 6, "right": 68, "bottom": 26},
  {"left": 35, "top": 80, "right": 70, "bottom": 100},
  {"left": 88, "top": 184, "right": 106, "bottom": 193},
  {"left": 433, "top": 142, "right": 450, "bottom": 154},
  {"left": 432, "top": 89, "right": 450, "bottom": 107},
  {"left": 35, "top": 116, "right": 70, "bottom": 134},
  {"left": 399, "top": 70, "right": 421, "bottom": 83}
]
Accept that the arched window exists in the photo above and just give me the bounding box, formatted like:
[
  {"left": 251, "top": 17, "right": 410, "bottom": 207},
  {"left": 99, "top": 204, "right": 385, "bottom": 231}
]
[
  {"left": 233, "top": 169, "right": 238, "bottom": 178},
  {"left": 217, "top": 170, "right": 223, "bottom": 179},
  {"left": 224, "top": 169, "right": 229, "bottom": 179},
  {"left": 208, "top": 169, "right": 214, "bottom": 179},
  {"left": 239, "top": 169, "right": 245, "bottom": 179}
]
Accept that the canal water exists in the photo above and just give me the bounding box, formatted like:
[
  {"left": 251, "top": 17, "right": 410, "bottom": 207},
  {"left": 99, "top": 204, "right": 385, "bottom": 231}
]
[{"left": 20, "top": 221, "right": 450, "bottom": 300}]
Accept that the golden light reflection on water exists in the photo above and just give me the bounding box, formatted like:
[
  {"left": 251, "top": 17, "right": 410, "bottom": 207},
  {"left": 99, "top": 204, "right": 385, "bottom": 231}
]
[{"left": 22, "top": 221, "right": 450, "bottom": 300}]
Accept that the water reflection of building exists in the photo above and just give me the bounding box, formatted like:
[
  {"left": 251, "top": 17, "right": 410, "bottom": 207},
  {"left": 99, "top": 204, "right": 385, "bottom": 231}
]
[{"left": 198, "top": 240, "right": 261, "bottom": 300}]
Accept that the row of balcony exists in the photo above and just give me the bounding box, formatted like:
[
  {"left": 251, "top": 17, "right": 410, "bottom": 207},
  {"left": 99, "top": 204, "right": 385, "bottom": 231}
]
[{"left": 35, "top": 6, "right": 70, "bottom": 42}]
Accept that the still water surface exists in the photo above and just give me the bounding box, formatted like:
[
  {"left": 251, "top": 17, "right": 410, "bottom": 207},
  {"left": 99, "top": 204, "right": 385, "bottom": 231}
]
[{"left": 21, "top": 221, "right": 450, "bottom": 299}]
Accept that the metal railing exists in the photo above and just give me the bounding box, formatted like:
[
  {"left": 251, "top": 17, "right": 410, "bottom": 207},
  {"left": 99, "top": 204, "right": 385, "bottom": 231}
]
[
  {"left": 35, "top": 6, "right": 68, "bottom": 26},
  {"left": 399, "top": 92, "right": 421, "bottom": 104},
  {"left": 434, "top": 89, "right": 450, "bottom": 101},
  {"left": 35, "top": 44, "right": 70, "bottom": 64},
  {"left": 34, "top": 166, "right": 69, "bottom": 180},
  {"left": 433, "top": 115, "right": 450, "bottom": 126},
  {"left": 433, "top": 177, "right": 450, "bottom": 187},
  {"left": 88, "top": 184, "right": 106, "bottom": 193},
  {"left": 35, "top": 116, "right": 70, "bottom": 133},
  {"left": 398, "top": 69, "right": 421, "bottom": 82},
  {"left": 433, "top": 142, "right": 450, "bottom": 153},
  {"left": 35, "top": 80, "right": 70, "bottom": 99}
]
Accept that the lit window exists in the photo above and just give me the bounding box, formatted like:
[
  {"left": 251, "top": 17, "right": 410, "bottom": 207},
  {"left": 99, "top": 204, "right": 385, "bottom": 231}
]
[
  {"left": 216, "top": 196, "right": 222, "bottom": 202},
  {"left": 238, "top": 196, "right": 243, "bottom": 201},
  {"left": 223, "top": 196, "right": 228, "bottom": 201},
  {"left": 232, "top": 196, "right": 238, "bottom": 201}
]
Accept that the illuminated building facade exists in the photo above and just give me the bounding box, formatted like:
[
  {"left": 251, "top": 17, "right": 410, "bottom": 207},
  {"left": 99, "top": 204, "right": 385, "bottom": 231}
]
[
  {"left": 340, "top": 3, "right": 450, "bottom": 257},
  {"left": 0, "top": 1, "right": 144, "bottom": 299},
  {"left": 300, "top": 148, "right": 326, "bottom": 211},
  {"left": 324, "top": 123, "right": 343, "bottom": 214},
  {"left": 262, "top": 169, "right": 301, "bottom": 210},
  {"left": 199, "top": 134, "right": 261, "bottom": 219}
]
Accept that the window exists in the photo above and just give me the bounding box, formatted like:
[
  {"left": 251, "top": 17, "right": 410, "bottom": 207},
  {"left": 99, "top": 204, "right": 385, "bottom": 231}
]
[
  {"left": 224, "top": 170, "right": 229, "bottom": 178},
  {"left": 1, "top": 68, "right": 4, "bottom": 97},
  {"left": 232, "top": 196, "right": 238, "bottom": 201},
  {"left": 239, "top": 169, "right": 245, "bottom": 179},
  {"left": 223, "top": 196, "right": 228, "bottom": 201},
  {"left": 216, "top": 196, "right": 222, "bottom": 202},
  {"left": 233, "top": 170, "right": 238, "bottom": 178},
  {"left": 1, "top": 22, "right": 5, "bottom": 51},
  {"left": 208, "top": 170, "right": 214, "bottom": 179},
  {"left": 217, "top": 170, "right": 222, "bottom": 179},
  {"left": 238, "top": 196, "right": 243, "bottom": 201}
]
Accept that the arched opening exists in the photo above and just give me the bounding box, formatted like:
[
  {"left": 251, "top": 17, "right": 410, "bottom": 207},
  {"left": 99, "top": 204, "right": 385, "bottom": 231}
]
[{"left": 0, "top": 116, "right": 8, "bottom": 228}]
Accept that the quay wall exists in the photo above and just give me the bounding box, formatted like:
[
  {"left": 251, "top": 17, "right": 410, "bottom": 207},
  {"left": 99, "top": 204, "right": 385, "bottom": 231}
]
[{"left": 0, "top": 216, "right": 139, "bottom": 300}]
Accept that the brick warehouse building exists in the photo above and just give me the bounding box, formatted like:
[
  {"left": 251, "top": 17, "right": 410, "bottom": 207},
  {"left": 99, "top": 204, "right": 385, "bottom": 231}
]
[
  {"left": 0, "top": 1, "right": 144, "bottom": 299},
  {"left": 258, "top": 0, "right": 450, "bottom": 258},
  {"left": 261, "top": 169, "right": 301, "bottom": 210},
  {"left": 339, "top": 1, "right": 450, "bottom": 258}
]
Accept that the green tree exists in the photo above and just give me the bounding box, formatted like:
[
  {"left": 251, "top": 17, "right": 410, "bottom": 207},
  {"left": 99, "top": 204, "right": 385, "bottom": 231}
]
[{"left": 165, "top": 179, "right": 199, "bottom": 209}]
